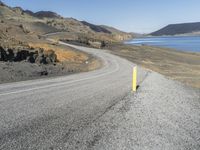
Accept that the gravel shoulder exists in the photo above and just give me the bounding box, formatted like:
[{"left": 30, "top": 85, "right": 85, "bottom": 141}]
[{"left": 63, "top": 71, "right": 200, "bottom": 150}]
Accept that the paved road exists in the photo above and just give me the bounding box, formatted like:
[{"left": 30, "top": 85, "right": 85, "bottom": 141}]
[
  {"left": 0, "top": 42, "right": 199, "bottom": 150},
  {"left": 0, "top": 42, "right": 147, "bottom": 149}
]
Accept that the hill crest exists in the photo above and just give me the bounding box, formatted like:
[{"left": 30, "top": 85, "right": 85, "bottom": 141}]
[{"left": 151, "top": 22, "right": 200, "bottom": 36}]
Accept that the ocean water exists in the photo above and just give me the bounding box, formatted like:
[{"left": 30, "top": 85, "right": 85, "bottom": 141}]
[{"left": 125, "top": 36, "right": 200, "bottom": 52}]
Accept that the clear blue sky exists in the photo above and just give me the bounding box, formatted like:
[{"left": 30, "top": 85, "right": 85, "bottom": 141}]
[{"left": 2, "top": 0, "right": 200, "bottom": 33}]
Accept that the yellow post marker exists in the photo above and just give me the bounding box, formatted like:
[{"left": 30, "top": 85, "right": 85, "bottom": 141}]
[{"left": 132, "top": 66, "right": 137, "bottom": 92}]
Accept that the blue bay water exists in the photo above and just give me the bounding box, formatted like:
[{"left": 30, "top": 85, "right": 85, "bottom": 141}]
[{"left": 125, "top": 36, "right": 200, "bottom": 52}]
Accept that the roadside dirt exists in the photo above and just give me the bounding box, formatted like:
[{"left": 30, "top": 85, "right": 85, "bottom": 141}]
[{"left": 106, "top": 43, "right": 200, "bottom": 89}]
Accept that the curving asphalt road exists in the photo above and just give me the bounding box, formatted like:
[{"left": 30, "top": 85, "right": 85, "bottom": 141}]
[
  {"left": 0, "top": 42, "right": 199, "bottom": 150},
  {"left": 0, "top": 42, "right": 147, "bottom": 149}
]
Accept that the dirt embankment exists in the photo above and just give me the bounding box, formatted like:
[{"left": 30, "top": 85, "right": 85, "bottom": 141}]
[
  {"left": 0, "top": 42, "right": 101, "bottom": 84},
  {"left": 0, "top": 19, "right": 101, "bottom": 84},
  {"left": 106, "top": 43, "right": 200, "bottom": 89}
]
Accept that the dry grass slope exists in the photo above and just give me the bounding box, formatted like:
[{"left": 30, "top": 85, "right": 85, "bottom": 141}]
[{"left": 106, "top": 44, "right": 200, "bottom": 89}]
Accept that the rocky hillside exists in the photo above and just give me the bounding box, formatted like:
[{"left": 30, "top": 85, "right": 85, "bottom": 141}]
[
  {"left": 0, "top": 1, "right": 102, "bottom": 83},
  {"left": 29, "top": 12, "right": 133, "bottom": 43},
  {"left": 0, "top": 1, "right": 133, "bottom": 48},
  {"left": 81, "top": 21, "right": 111, "bottom": 34},
  {"left": 101, "top": 25, "right": 134, "bottom": 40},
  {"left": 0, "top": 0, "right": 136, "bottom": 61},
  {"left": 151, "top": 22, "right": 200, "bottom": 36}
]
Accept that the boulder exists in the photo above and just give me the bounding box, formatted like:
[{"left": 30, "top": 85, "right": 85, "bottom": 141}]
[
  {"left": 44, "top": 50, "right": 57, "bottom": 63},
  {"left": 0, "top": 46, "right": 57, "bottom": 64},
  {"left": 26, "top": 52, "right": 36, "bottom": 63},
  {"left": 0, "top": 46, "right": 7, "bottom": 61},
  {"left": 40, "top": 70, "right": 48, "bottom": 76},
  {"left": 14, "top": 50, "right": 30, "bottom": 61},
  {"left": 35, "top": 54, "right": 47, "bottom": 64},
  {"left": 7, "top": 49, "right": 14, "bottom": 61},
  {"left": 35, "top": 48, "right": 46, "bottom": 64}
]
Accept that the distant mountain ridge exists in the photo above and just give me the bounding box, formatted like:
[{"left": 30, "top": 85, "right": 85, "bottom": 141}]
[{"left": 151, "top": 22, "right": 200, "bottom": 36}]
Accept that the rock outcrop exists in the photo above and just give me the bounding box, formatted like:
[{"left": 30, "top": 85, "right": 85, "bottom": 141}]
[{"left": 0, "top": 46, "right": 57, "bottom": 64}]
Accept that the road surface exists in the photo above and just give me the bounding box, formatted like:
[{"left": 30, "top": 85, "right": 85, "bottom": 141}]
[
  {"left": 0, "top": 42, "right": 146, "bottom": 149},
  {"left": 0, "top": 42, "right": 199, "bottom": 150}
]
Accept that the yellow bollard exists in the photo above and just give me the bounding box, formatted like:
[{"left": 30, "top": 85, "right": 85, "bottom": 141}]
[{"left": 132, "top": 66, "right": 137, "bottom": 92}]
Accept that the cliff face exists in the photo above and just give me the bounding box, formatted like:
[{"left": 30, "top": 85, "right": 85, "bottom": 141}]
[{"left": 151, "top": 22, "right": 200, "bottom": 36}]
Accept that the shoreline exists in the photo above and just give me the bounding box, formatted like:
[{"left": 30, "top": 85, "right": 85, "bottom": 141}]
[
  {"left": 126, "top": 36, "right": 200, "bottom": 53},
  {"left": 105, "top": 43, "right": 200, "bottom": 89}
]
